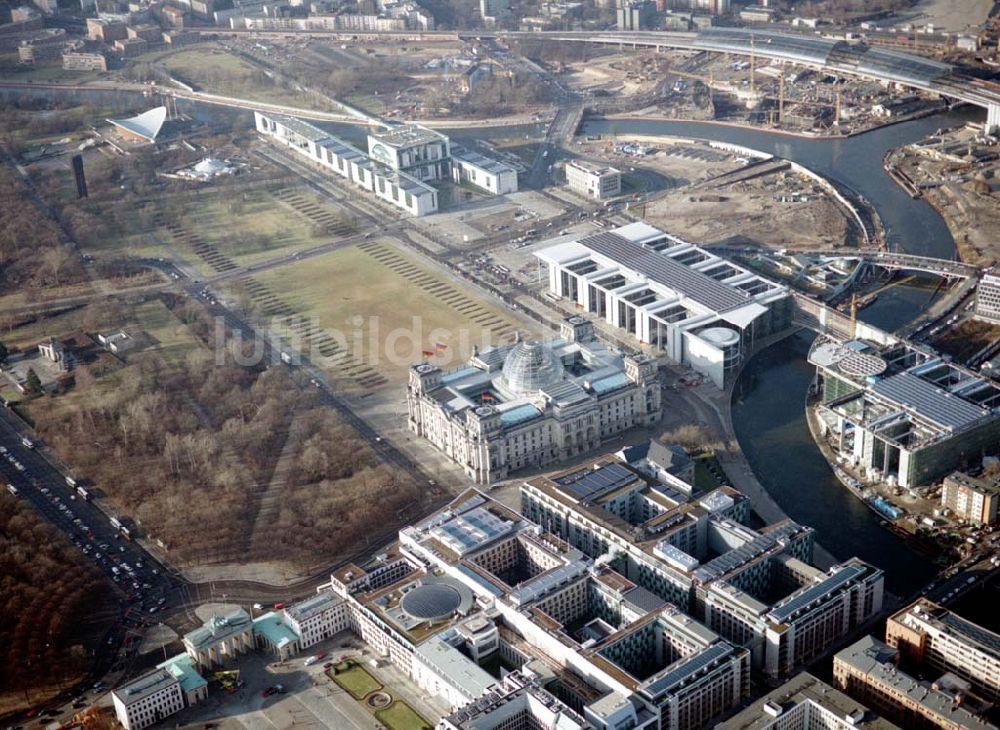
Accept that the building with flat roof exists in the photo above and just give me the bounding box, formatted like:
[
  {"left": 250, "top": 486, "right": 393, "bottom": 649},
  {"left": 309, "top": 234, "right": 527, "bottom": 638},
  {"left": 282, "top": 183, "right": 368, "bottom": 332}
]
[
  {"left": 535, "top": 222, "right": 791, "bottom": 388},
  {"left": 885, "top": 599, "right": 1000, "bottom": 703},
  {"left": 943, "top": 471, "right": 1000, "bottom": 526},
  {"left": 721, "top": 671, "right": 900, "bottom": 730},
  {"left": 366, "top": 123, "right": 450, "bottom": 182},
  {"left": 566, "top": 159, "right": 622, "bottom": 200},
  {"left": 254, "top": 112, "right": 439, "bottom": 216},
  {"left": 86, "top": 17, "right": 126, "bottom": 41},
  {"left": 451, "top": 145, "right": 518, "bottom": 195},
  {"left": 974, "top": 273, "right": 1000, "bottom": 325},
  {"left": 407, "top": 318, "right": 661, "bottom": 484},
  {"left": 439, "top": 671, "right": 589, "bottom": 729},
  {"left": 521, "top": 454, "right": 883, "bottom": 680},
  {"left": 281, "top": 591, "right": 349, "bottom": 648},
  {"left": 833, "top": 635, "right": 997, "bottom": 730},
  {"left": 810, "top": 336, "right": 1000, "bottom": 488},
  {"left": 111, "top": 668, "right": 186, "bottom": 730},
  {"left": 62, "top": 49, "right": 107, "bottom": 71}
]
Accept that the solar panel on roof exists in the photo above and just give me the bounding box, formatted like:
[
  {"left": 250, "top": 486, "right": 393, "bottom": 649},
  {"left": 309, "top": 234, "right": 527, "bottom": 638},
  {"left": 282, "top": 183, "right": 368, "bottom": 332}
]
[
  {"left": 578, "top": 233, "right": 749, "bottom": 312},
  {"left": 871, "top": 372, "right": 986, "bottom": 432},
  {"left": 642, "top": 644, "right": 731, "bottom": 698},
  {"left": 554, "top": 462, "right": 637, "bottom": 502},
  {"left": 938, "top": 612, "right": 1000, "bottom": 654},
  {"left": 768, "top": 565, "right": 865, "bottom": 623}
]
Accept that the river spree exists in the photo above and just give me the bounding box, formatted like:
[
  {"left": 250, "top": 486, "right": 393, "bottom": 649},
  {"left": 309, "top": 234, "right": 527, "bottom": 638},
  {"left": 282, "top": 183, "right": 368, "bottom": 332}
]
[
  {"left": 585, "top": 112, "right": 983, "bottom": 594},
  {"left": 3, "top": 83, "right": 973, "bottom": 593}
]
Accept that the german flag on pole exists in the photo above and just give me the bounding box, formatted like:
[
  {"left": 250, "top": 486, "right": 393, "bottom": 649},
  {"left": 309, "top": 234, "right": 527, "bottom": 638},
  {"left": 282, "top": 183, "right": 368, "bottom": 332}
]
[{"left": 435, "top": 342, "right": 448, "bottom": 352}]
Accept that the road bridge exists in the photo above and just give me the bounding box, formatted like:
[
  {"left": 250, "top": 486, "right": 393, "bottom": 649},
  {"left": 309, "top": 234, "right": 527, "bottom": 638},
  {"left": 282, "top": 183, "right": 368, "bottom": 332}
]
[
  {"left": 187, "top": 26, "right": 1000, "bottom": 130},
  {"left": 707, "top": 245, "right": 979, "bottom": 280}
]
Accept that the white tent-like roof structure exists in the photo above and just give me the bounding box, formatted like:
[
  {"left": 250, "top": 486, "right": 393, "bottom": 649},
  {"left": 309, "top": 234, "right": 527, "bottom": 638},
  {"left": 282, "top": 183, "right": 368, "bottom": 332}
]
[{"left": 107, "top": 106, "right": 167, "bottom": 142}]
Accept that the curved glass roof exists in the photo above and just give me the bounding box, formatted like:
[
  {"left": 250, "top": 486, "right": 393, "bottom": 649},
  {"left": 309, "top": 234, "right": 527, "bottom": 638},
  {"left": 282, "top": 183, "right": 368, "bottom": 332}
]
[{"left": 501, "top": 340, "right": 565, "bottom": 396}]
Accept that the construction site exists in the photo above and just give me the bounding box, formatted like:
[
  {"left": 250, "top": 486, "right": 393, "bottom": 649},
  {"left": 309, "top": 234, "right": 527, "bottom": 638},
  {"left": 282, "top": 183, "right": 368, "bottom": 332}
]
[
  {"left": 885, "top": 122, "right": 1000, "bottom": 266},
  {"left": 555, "top": 42, "right": 950, "bottom": 135}
]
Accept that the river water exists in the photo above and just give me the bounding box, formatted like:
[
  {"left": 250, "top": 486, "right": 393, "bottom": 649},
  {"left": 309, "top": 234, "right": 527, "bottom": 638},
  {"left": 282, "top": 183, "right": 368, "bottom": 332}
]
[
  {"left": 584, "top": 110, "right": 985, "bottom": 594},
  {"left": 4, "top": 84, "right": 977, "bottom": 593}
]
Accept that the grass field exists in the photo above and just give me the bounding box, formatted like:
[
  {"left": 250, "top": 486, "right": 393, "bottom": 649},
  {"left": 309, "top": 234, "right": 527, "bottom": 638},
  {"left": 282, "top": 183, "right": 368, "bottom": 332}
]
[
  {"left": 375, "top": 701, "right": 431, "bottom": 730},
  {"left": 244, "top": 240, "right": 530, "bottom": 387},
  {"left": 87, "top": 186, "right": 354, "bottom": 277},
  {"left": 331, "top": 662, "right": 382, "bottom": 700},
  {"left": 155, "top": 46, "right": 313, "bottom": 109}
]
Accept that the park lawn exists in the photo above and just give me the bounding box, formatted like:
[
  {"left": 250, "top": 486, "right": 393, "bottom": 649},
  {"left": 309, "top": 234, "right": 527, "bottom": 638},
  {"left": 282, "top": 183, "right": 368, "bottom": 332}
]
[
  {"left": 332, "top": 663, "right": 382, "bottom": 700},
  {"left": 83, "top": 186, "right": 350, "bottom": 277},
  {"left": 247, "top": 242, "right": 528, "bottom": 384},
  {"left": 156, "top": 46, "right": 325, "bottom": 110},
  {"left": 184, "top": 191, "right": 354, "bottom": 270},
  {"left": 375, "top": 701, "right": 431, "bottom": 730}
]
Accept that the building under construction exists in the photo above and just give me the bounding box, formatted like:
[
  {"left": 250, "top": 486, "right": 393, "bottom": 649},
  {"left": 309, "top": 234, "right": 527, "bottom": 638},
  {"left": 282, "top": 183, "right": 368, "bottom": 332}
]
[{"left": 810, "top": 335, "right": 1000, "bottom": 488}]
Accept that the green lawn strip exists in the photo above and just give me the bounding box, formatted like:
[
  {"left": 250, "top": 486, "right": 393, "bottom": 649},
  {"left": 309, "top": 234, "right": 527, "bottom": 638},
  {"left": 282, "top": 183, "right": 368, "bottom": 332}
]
[
  {"left": 374, "top": 701, "right": 431, "bottom": 730},
  {"left": 331, "top": 663, "right": 382, "bottom": 700}
]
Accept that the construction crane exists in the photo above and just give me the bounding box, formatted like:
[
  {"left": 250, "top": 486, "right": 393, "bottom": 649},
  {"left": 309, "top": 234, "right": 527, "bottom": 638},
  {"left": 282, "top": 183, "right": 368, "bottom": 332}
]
[
  {"left": 849, "top": 293, "right": 858, "bottom": 339},
  {"left": 749, "top": 33, "right": 756, "bottom": 95},
  {"left": 778, "top": 72, "right": 785, "bottom": 125}
]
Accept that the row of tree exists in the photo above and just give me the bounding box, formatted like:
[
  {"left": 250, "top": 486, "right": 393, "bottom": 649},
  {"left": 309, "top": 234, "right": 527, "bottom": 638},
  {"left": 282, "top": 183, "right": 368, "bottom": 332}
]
[{"left": 0, "top": 494, "right": 115, "bottom": 713}]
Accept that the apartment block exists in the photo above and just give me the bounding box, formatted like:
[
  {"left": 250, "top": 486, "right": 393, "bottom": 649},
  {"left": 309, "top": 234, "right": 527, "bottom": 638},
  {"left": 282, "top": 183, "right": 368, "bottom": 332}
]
[
  {"left": 886, "top": 600, "right": 1000, "bottom": 703},
  {"left": 834, "top": 635, "right": 997, "bottom": 730},
  {"left": 942, "top": 472, "right": 1000, "bottom": 526}
]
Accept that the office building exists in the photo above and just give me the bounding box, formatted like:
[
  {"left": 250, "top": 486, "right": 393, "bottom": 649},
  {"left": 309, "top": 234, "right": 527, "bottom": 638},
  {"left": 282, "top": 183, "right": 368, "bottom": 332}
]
[
  {"left": 566, "top": 159, "right": 622, "bottom": 199},
  {"left": 886, "top": 599, "right": 1000, "bottom": 703},
  {"left": 521, "top": 454, "right": 882, "bottom": 680},
  {"left": 942, "top": 471, "right": 1000, "bottom": 526},
  {"left": 182, "top": 608, "right": 254, "bottom": 670},
  {"left": 254, "top": 112, "right": 439, "bottom": 216},
  {"left": 17, "top": 34, "right": 64, "bottom": 62},
  {"left": 480, "top": 0, "right": 509, "bottom": 22},
  {"left": 810, "top": 337, "right": 1000, "bottom": 488},
  {"left": 366, "top": 124, "right": 450, "bottom": 182},
  {"left": 113, "top": 36, "right": 146, "bottom": 57},
  {"left": 127, "top": 24, "right": 162, "bottom": 41},
  {"left": 62, "top": 50, "right": 107, "bottom": 71},
  {"left": 974, "top": 273, "right": 1000, "bottom": 324},
  {"left": 451, "top": 145, "right": 518, "bottom": 195},
  {"left": 281, "top": 591, "right": 350, "bottom": 648},
  {"left": 616, "top": 0, "right": 655, "bottom": 30},
  {"left": 111, "top": 668, "right": 187, "bottom": 730},
  {"left": 535, "top": 222, "right": 791, "bottom": 388},
  {"left": 722, "top": 671, "right": 899, "bottom": 730},
  {"left": 833, "top": 635, "right": 997, "bottom": 730},
  {"left": 439, "top": 671, "right": 589, "bottom": 729},
  {"left": 407, "top": 317, "right": 661, "bottom": 484},
  {"left": 86, "top": 17, "right": 127, "bottom": 41}
]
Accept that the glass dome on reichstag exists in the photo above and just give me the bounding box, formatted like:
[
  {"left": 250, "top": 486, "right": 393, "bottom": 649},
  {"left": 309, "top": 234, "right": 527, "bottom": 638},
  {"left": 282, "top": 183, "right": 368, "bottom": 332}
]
[{"left": 501, "top": 340, "right": 565, "bottom": 396}]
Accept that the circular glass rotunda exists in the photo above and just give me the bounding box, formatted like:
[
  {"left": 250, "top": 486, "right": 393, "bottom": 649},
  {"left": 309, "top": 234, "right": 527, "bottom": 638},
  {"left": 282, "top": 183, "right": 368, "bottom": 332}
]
[{"left": 501, "top": 340, "right": 565, "bottom": 396}]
